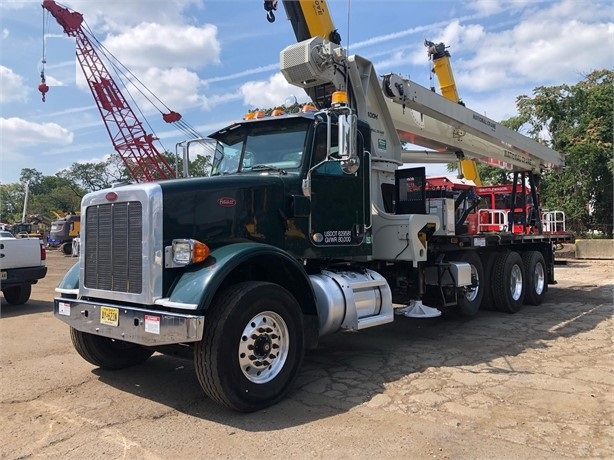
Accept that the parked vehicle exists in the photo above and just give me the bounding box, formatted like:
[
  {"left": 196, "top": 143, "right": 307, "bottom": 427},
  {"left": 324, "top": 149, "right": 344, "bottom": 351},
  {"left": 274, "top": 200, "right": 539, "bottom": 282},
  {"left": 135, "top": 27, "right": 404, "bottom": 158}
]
[
  {"left": 47, "top": 214, "right": 80, "bottom": 255},
  {"left": 49, "top": 0, "right": 572, "bottom": 412},
  {"left": 0, "top": 232, "right": 47, "bottom": 305}
]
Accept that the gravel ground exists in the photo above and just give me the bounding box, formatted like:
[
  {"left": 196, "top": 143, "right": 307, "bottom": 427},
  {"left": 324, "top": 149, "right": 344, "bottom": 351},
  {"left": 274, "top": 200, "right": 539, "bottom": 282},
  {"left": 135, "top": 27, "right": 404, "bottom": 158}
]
[{"left": 1, "top": 250, "right": 612, "bottom": 459}]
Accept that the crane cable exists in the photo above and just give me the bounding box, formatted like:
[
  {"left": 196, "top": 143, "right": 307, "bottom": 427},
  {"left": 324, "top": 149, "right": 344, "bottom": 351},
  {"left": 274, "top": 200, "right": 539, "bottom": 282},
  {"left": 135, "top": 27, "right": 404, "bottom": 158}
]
[
  {"left": 39, "top": 8, "right": 50, "bottom": 102},
  {"left": 82, "top": 19, "right": 203, "bottom": 143},
  {"left": 62, "top": 15, "right": 202, "bottom": 150}
]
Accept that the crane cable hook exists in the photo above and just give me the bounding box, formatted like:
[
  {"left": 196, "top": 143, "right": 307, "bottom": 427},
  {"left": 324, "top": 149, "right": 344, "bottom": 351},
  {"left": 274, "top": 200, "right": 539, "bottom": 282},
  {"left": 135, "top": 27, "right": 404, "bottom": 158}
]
[
  {"left": 39, "top": 7, "right": 49, "bottom": 102},
  {"left": 264, "top": 0, "right": 278, "bottom": 22}
]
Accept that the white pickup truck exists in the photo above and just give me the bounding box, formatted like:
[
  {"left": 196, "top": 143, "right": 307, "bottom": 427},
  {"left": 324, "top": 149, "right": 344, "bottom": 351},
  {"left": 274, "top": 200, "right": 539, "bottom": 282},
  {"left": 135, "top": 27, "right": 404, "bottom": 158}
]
[{"left": 0, "top": 231, "right": 47, "bottom": 305}]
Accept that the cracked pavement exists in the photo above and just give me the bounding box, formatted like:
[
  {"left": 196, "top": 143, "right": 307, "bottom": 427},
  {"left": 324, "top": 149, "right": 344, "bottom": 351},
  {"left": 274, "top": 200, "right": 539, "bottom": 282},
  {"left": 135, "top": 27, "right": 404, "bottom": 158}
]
[{"left": 1, "top": 252, "right": 612, "bottom": 459}]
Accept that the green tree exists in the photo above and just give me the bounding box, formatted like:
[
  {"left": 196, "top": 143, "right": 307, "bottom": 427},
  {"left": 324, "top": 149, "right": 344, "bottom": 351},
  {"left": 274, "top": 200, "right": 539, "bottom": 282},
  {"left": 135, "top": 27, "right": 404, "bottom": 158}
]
[
  {"left": 0, "top": 183, "right": 27, "bottom": 222},
  {"left": 1, "top": 171, "right": 83, "bottom": 224},
  {"left": 57, "top": 155, "right": 129, "bottom": 193},
  {"left": 29, "top": 176, "right": 83, "bottom": 215},
  {"left": 515, "top": 69, "right": 613, "bottom": 236}
]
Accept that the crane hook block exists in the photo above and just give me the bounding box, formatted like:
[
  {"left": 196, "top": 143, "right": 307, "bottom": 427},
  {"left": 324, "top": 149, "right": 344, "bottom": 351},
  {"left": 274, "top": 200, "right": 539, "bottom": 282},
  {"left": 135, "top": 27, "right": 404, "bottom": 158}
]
[
  {"left": 38, "top": 82, "right": 49, "bottom": 102},
  {"left": 267, "top": 11, "right": 275, "bottom": 22}
]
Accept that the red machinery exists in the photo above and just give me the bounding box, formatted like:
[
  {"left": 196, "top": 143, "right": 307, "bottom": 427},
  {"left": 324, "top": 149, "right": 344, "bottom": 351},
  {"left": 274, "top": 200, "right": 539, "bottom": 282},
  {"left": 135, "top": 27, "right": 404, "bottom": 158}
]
[{"left": 40, "top": 0, "right": 192, "bottom": 182}]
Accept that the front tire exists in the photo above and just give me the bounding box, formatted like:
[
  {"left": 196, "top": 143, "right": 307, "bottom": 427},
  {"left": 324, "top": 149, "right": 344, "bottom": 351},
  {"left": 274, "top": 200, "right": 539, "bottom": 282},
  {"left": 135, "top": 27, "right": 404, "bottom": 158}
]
[
  {"left": 493, "top": 251, "right": 525, "bottom": 313},
  {"left": 70, "top": 328, "right": 154, "bottom": 369},
  {"left": 522, "top": 251, "right": 547, "bottom": 305},
  {"left": 194, "top": 281, "right": 305, "bottom": 412},
  {"left": 2, "top": 284, "right": 32, "bottom": 305}
]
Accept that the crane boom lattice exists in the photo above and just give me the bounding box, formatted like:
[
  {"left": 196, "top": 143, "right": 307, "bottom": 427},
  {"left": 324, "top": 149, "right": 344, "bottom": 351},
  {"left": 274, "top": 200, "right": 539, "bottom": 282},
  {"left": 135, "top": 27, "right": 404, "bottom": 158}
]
[{"left": 42, "top": 0, "right": 175, "bottom": 182}]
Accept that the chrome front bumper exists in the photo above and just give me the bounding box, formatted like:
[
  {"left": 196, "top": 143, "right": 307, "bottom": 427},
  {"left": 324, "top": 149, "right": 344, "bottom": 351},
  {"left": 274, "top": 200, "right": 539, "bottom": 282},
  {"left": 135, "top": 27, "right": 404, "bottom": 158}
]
[{"left": 54, "top": 297, "right": 204, "bottom": 346}]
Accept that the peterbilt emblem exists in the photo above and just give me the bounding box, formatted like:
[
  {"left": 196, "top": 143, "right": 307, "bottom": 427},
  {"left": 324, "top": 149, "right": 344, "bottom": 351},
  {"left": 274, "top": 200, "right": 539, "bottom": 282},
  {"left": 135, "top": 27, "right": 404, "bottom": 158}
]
[
  {"left": 217, "top": 197, "right": 236, "bottom": 207},
  {"left": 105, "top": 191, "right": 118, "bottom": 202}
]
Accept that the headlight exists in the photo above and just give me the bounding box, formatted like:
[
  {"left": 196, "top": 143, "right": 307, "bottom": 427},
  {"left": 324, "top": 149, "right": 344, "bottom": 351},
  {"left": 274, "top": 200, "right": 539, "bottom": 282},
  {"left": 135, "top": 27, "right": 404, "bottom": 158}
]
[{"left": 171, "top": 239, "right": 210, "bottom": 265}]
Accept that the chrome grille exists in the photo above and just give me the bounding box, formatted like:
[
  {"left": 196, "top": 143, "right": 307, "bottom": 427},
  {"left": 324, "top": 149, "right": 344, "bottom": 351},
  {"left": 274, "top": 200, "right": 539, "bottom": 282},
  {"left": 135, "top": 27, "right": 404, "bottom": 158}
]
[{"left": 84, "top": 201, "right": 143, "bottom": 293}]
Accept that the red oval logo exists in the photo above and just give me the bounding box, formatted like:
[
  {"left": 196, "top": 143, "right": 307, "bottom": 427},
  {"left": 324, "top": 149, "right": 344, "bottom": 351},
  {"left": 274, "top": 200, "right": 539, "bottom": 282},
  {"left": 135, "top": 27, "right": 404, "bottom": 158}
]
[
  {"left": 105, "top": 191, "right": 118, "bottom": 202},
  {"left": 217, "top": 197, "right": 236, "bottom": 207}
]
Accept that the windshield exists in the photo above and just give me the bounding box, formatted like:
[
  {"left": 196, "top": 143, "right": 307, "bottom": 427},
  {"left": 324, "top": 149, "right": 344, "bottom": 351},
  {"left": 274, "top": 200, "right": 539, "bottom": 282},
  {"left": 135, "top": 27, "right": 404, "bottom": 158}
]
[{"left": 211, "top": 118, "right": 310, "bottom": 175}]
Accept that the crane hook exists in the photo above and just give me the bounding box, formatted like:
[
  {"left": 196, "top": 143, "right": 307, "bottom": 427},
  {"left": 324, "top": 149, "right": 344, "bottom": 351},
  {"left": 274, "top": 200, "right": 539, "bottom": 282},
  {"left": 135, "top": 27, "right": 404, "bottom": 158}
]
[{"left": 264, "top": 0, "right": 277, "bottom": 22}]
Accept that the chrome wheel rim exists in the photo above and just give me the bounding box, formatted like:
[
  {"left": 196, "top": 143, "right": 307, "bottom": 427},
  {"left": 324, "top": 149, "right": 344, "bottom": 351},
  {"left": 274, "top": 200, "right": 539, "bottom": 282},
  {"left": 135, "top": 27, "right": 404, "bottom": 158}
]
[
  {"left": 238, "top": 311, "right": 289, "bottom": 384},
  {"left": 466, "top": 264, "right": 479, "bottom": 302},
  {"left": 510, "top": 264, "right": 523, "bottom": 301},
  {"left": 534, "top": 262, "right": 545, "bottom": 295}
]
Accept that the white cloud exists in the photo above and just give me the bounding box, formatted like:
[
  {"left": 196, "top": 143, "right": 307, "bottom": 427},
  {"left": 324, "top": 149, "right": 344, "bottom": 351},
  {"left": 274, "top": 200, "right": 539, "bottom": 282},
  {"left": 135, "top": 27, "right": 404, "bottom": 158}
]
[
  {"left": 240, "top": 73, "right": 310, "bottom": 109},
  {"left": 55, "top": 0, "right": 203, "bottom": 32},
  {"left": 450, "top": 2, "right": 613, "bottom": 92},
  {"left": 0, "top": 66, "right": 28, "bottom": 103},
  {"left": 0, "top": 0, "right": 31, "bottom": 10},
  {"left": 103, "top": 22, "right": 220, "bottom": 70},
  {"left": 133, "top": 66, "right": 206, "bottom": 111},
  {"left": 0, "top": 117, "right": 73, "bottom": 148},
  {"left": 467, "top": 0, "right": 532, "bottom": 15},
  {"left": 2, "top": 28, "right": 8, "bottom": 39}
]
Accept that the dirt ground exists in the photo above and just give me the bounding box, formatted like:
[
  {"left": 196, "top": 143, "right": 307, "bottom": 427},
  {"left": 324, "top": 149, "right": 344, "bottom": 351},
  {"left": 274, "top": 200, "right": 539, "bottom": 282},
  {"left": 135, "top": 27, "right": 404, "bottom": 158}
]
[{"left": 1, "top": 250, "right": 612, "bottom": 459}]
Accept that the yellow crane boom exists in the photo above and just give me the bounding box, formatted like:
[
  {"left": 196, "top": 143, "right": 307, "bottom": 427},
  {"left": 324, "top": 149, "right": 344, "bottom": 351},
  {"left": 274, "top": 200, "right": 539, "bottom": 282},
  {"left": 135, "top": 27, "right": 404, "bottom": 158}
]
[
  {"left": 425, "top": 39, "right": 482, "bottom": 185},
  {"left": 264, "top": 0, "right": 340, "bottom": 44}
]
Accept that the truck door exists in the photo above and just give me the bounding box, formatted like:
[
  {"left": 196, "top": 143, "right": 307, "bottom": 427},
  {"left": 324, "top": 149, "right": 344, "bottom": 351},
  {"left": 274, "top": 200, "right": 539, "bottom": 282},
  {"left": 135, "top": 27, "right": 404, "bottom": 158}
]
[{"left": 308, "top": 123, "right": 370, "bottom": 249}]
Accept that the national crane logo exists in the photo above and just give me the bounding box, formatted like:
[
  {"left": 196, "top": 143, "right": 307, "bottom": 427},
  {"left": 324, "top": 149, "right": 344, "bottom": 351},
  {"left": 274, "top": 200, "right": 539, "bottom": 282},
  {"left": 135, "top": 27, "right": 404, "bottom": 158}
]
[
  {"left": 473, "top": 114, "right": 497, "bottom": 130},
  {"left": 217, "top": 197, "right": 236, "bottom": 207}
]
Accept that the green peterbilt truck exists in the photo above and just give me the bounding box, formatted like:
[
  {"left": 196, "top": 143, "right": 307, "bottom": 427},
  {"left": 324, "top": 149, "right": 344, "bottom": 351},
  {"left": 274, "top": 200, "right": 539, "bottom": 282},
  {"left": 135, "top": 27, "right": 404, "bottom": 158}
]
[{"left": 54, "top": 36, "right": 572, "bottom": 412}]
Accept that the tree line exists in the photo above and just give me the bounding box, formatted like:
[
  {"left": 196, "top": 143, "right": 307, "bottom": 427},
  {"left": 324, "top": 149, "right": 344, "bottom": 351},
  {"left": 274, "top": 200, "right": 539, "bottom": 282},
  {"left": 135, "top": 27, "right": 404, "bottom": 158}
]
[{"left": 1, "top": 70, "right": 611, "bottom": 237}]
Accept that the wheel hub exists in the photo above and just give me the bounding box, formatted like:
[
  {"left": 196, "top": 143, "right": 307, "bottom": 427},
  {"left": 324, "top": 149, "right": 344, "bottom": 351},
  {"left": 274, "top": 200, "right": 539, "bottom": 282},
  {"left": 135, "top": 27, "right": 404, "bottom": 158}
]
[
  {"left": 253, "top": 335, "right": 272, "bottom": 357},
  {"left": 238, "top": 311, "right": 289, "bottom": 384}
]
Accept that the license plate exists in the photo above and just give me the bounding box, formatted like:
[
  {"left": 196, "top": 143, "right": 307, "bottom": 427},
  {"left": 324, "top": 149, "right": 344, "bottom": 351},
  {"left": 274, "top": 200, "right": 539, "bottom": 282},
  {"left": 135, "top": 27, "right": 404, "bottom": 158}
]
[
  {"left": 0, "top": 271, "right": 6, "bottom": 280},
  {"left": 100, "top": 307, "right": 119, "bottom": 327}
]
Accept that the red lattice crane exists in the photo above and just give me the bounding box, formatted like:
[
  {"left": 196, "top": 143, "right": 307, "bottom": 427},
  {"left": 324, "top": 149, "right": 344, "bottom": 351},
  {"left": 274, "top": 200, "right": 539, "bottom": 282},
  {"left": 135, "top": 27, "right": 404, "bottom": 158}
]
[{"left": 41, "top": 0, "right": 179, "bottom": 182}]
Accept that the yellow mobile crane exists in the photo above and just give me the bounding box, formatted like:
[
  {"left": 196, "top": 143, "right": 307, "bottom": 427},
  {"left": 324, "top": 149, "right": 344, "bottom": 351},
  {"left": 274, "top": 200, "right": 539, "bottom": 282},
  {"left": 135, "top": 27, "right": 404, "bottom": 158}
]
[{"left": 425, "top": 39, "right": 482, "bottom": 185}]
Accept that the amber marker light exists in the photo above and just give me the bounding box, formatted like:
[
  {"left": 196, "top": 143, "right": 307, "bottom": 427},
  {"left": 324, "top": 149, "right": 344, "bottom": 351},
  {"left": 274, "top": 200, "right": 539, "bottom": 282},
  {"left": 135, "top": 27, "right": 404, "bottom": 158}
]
[{"left": 192, "top": 240, "right": 210, "bottom": 263}]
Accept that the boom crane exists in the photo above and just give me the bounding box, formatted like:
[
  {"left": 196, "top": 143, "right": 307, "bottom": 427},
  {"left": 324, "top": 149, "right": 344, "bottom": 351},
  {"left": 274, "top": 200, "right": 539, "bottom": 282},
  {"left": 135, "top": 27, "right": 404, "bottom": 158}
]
[
  {"left": 49, "top": 0, "right": 572, "bottom": 414},
  {"left": 273, "top": 1, "right": 563, "bottom": 170},
  {"left": 41, "top": 0, "right": 178, "bottom": 182}
]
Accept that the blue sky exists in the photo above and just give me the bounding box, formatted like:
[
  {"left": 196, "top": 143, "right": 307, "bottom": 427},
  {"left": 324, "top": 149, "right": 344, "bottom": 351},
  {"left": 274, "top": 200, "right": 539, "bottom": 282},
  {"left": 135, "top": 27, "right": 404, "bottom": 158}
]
[{"left": 1, "top": 0, "right": 612, "bottom": 184}]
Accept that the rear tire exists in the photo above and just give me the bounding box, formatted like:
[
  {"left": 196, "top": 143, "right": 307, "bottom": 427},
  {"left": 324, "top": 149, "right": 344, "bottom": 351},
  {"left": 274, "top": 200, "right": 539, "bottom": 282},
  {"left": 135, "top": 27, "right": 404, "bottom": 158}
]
[
  {"left": 522, "top": 251, "right": 547, "bottom": 305},
  {"left": 194, "top": 281, "right": 305, "bottom": 412},
  {"left": 2, "top": 284, "right": 32, "bottom": 305},
  {"left": 451, "top": 252, "right": 484, "bottom": 317},
  {"left": 493, "top": 251, "right": 525, "bottom": 313},
  {"left": 70, "top": 328, "right": 154, "bottom": 369},
  {"left": 479, "top": 252, "right": 497, "bottom": 311}
]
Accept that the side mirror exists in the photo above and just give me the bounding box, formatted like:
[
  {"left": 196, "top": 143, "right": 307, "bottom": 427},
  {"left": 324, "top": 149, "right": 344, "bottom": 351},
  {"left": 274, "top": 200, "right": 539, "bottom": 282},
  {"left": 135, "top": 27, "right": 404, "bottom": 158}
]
[{"left": 338, "top": 111, "right": 359, "bottom": 174}]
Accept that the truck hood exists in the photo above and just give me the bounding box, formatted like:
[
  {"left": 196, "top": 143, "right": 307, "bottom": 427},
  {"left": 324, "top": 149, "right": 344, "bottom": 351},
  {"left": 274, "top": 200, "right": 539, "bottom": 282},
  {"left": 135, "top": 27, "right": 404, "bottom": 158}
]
[{"left": 158, "top": 174, "right": 294, "bottom": 249}]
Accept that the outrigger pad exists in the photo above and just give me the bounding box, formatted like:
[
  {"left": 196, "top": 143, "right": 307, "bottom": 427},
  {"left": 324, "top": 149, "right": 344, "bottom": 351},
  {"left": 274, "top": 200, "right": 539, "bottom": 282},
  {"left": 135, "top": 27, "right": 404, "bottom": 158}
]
[{"left": 394, "top": 300, "right": 442, "bottom": 318}]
